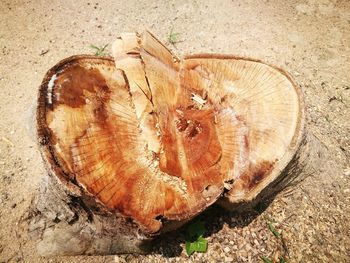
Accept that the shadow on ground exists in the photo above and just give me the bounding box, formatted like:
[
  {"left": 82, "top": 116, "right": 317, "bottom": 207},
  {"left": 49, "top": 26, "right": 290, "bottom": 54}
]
[{"left": 151, "top": 198, "right": 273, "bottom": 257}]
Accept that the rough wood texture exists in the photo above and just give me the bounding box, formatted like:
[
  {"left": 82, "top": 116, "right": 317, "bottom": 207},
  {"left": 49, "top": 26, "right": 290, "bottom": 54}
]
[
  {"left": 29, "top": 174, "right": 152, "bottom": 256},
  {"left": 181, "top": 54, "right": 304, "bottom": 205},
  {"left": 32, "top": 31, "right": 309, "bottom": 256},
  {"left": 218, "top": 130, "right": 326, "bottom": 210}
]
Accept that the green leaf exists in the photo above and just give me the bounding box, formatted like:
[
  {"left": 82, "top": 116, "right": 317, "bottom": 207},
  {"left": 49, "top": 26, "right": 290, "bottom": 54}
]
[
  {"left": 185, "top": 236, "right": 208, "bottom": 256},
  {"left": 168, "top": 28, "right": 180, "bottom": 44},
  {"left": 279, "top": 258, "right": 287, "bottom": 263},
  {"left": 268, "top": 222, "right": 281, "bottom": 238},
  {"left": 185, "top": 240, "right": 195, "bottom": 256},
  {"left": 187, "top": 220, "right": 205, "bottom": 239},
  {"left": 260, "top": 256, "right": 273, "bottom": 263},
  {"left": 185, "top": 221, "right": 208, "bottom": 256},
  {"left": 169, "top": 33, "right": 178, "bottom": 43},
  {"left": 195, "top": 236, "right": 208, "bottom": 252}
]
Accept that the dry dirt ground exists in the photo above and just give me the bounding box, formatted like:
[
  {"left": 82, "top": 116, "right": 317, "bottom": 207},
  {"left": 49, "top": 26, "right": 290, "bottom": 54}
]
[{"left": 0, "top": 0, "right": 349, "bottom": 262}]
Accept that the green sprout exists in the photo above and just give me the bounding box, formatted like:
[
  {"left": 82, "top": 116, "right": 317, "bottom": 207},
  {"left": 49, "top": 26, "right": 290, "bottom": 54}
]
[
  {"left": 185, "top": 220, "right": 208, "bottom": 256},
  {"left": 261, "top": 219, "right": 289, "bottom": 262},
  {"left": 89, "top": 44, "right": 109, "bottom": 56},
  {"left": 168, "top": 29, "right": 180, "bottom": 45}
]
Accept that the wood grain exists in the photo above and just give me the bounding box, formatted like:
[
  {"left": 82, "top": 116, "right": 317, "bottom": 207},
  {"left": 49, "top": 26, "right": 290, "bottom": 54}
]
[{"left": 36, "top": 32, "right": 304, "bottom": 236}]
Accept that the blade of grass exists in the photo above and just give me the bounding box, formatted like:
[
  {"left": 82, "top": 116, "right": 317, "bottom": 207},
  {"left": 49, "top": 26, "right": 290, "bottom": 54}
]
[
  {"left": 268, "top": 222, "right": 281, "bottom": 238},
  {"left": 260, "top": 256, "right": 273, "bottom": 263},
  {"left": 89, "top": 44, "right": 109, "bottom": 56}
]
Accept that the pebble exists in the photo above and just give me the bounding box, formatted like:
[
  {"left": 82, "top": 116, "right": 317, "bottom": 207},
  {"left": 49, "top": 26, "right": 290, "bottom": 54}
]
[
  {"left": 225, "top": 256, "right": 234, "bottom": 262},
  {"left": 224, "top": 247, "right": 230, "bottom": 253}
]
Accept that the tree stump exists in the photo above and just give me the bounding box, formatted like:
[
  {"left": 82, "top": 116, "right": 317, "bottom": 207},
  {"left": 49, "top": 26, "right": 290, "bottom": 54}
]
[{"left": 31, "top": 31, "right": 313, "bottom": 256}]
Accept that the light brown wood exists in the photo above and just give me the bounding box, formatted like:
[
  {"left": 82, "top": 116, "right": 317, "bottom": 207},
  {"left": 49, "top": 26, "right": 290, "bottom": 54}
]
[
  {"left": 181, "top": 54, "right": 304, "bottom": 205},
  {"left": 32, "top": 31, "right": 307, "bottom": 256},
  {"left": 36, "top": 53, "right": 224, "bottom": 235}
]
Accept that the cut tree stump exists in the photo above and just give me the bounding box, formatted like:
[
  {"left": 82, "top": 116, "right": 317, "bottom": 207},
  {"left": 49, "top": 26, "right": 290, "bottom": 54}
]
[{"left": 30, "top": 31, "right": 322, "bottom": 256}]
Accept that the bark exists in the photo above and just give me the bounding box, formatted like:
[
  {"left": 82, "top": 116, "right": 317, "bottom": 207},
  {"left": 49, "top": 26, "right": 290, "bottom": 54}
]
[{"left": 29, "top": 173, "right": 152, "bottom": 256}]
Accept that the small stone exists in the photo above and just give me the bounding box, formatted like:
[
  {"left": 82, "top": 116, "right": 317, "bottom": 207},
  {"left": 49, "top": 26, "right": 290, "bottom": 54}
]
[
  {"left": 225, "top": 256, "right": 234, "bottom": 262},
  {"left": 343, "top": 168, "right": 350, "bottom": 176},
  {"left": 224, "top": 246, "right": 230, "bottom": 253}
]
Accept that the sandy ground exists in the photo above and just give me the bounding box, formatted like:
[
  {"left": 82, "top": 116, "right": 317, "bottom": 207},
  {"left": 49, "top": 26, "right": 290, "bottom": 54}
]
[{"left": 0, "top": 0, "right": 349, "bottom": 262}]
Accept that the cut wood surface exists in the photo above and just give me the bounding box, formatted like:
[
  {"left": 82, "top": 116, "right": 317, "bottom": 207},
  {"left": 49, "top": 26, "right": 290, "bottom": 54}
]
[{"left": 33, "top": 31, "right": 306, "bottom": 255}]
